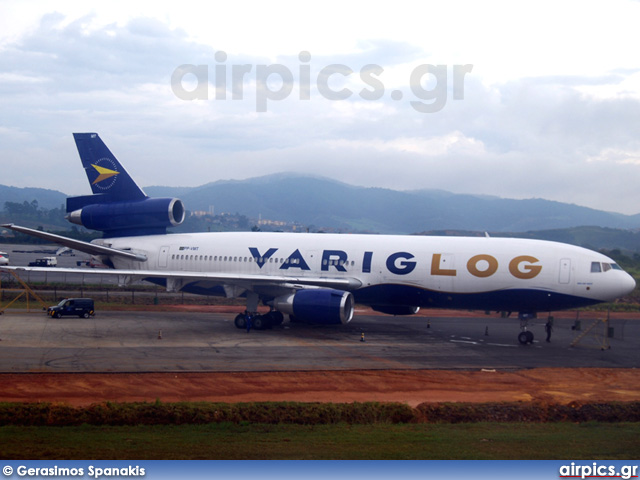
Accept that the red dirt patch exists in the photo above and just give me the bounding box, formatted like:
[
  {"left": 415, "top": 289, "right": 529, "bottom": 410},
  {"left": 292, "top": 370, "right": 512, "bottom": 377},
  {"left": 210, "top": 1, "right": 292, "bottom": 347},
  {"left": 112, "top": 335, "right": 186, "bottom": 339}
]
[{"left": 1, "top": 367, "right": 638, "bottom": 406}]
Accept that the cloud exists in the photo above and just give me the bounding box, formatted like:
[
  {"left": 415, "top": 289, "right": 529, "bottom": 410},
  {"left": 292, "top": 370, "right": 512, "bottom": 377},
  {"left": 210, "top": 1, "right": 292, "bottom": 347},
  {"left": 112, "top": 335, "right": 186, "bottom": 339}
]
[
  {"left": 325, "top": 132, "right": 486, "bottom": 157},
  {"left": 0, "top": 8, "right": 640, "bottom": 217}
]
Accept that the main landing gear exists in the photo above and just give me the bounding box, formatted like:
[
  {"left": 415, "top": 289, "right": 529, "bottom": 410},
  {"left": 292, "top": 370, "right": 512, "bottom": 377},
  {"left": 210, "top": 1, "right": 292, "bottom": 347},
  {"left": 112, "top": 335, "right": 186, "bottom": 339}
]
[
  {"left": 233, "top": 290, "right": 285, "bottom": 330},
  {"left": 234, "top": 310, "right": 284, "bottom": 330}
]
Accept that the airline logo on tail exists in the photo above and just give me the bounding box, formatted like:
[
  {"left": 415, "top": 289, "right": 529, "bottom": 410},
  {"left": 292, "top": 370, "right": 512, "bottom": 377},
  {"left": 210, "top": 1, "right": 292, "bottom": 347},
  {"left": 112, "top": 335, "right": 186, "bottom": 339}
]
[{"left": 90, "top": 158, "right": 119, "bottom": 190}]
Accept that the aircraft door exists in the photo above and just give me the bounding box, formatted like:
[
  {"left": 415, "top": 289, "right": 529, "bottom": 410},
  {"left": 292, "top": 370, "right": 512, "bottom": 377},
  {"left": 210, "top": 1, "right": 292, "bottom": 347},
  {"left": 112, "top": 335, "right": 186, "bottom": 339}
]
[
  {"left": 159, "top": 246, "right": 170, "bottom": 268},
  {"left": 559, "top": 258, "right": 571, "bottom": 284}
]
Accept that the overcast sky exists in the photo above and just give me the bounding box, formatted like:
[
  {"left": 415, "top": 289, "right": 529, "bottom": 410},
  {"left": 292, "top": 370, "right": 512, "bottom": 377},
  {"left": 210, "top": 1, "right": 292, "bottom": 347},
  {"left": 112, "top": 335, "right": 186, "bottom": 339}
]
[{"left": 1, "top": 0, "right": 640, "bottom": 214}]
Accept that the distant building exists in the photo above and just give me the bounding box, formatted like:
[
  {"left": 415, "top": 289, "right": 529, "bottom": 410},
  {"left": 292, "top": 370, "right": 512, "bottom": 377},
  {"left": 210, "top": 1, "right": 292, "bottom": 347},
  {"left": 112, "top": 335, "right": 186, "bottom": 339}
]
[{"left": 258, "top": 218, "right": 287, "bottom": 227}]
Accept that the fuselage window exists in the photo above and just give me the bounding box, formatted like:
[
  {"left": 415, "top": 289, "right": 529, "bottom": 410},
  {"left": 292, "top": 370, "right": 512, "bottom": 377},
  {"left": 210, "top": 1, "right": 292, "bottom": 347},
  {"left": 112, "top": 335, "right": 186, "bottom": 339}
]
[
  {"left": 180, "top": 255, "right": 184, "bottom": 260},
  {"left": 591, "top": 262, "right": 601, "bottom": 273},
  {"left": 171, "top": 254, "right": 175, "bottom": 260},
  {"left": 224, "top": 256, "right": 228, "bottom": 261}
]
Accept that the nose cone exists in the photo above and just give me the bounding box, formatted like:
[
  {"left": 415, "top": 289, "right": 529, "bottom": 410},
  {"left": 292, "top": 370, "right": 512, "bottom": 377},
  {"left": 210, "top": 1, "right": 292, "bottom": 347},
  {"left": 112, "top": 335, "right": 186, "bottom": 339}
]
[
  {"left": 596, "top": 270, "right": 637, "bottom": 302},
  {"left": 621, "top": 272, "right": 637, "bottom": 296}
]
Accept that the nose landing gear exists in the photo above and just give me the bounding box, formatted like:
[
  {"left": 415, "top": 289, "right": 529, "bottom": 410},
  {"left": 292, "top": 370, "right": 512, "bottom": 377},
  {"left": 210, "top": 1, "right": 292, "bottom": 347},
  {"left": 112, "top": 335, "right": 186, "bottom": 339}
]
[
  {"left": 518, "top": 312, "right": 536, "bottom": 345},
  {"left": 518, "top": 330, "right": 534, "bottom": 345}
]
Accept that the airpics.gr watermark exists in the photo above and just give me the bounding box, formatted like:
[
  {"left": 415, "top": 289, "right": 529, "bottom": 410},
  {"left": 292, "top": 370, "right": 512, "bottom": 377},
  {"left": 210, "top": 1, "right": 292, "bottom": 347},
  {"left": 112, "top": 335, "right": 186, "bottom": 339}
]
[{"left": 171, "top": 51, "right": 473, "bottom": 113}]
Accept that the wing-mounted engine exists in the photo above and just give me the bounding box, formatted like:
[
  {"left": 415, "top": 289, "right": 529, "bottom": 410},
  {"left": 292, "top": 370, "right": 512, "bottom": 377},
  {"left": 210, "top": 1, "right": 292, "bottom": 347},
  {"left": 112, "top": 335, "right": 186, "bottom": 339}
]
[
  {"left": 66, "top": 196, "right": 185, "bottom": 237},
  {"left": 273, "top": 289, "right": 354, "bottom": 324}
]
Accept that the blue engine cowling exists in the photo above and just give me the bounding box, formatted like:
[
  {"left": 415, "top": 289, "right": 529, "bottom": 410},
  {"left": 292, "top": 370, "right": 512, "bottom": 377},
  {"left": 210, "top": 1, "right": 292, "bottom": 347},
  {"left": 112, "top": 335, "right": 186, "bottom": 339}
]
[
  {"left": 273, "top": 289, "right": 354, "bottom": 324},
  {"left": 67, "top": 197, "right": 185, "bottom": 237}
]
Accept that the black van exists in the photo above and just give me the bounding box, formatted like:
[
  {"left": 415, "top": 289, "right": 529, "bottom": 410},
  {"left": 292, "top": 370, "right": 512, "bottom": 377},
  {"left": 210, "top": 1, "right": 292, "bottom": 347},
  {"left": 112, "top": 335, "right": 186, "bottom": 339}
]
[{"left": 48, "top": 298, "right": 95, "bottom": 318}]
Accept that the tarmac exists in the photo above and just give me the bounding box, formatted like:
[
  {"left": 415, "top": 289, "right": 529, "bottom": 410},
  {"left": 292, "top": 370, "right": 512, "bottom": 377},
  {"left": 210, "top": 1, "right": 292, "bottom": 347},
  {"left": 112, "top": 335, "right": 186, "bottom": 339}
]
[
  {"left": 1, "top": 242, "right": 639, "bottom": 373},
  {"left": 0, "top": 308, "right": 638, "bottom": 373}
]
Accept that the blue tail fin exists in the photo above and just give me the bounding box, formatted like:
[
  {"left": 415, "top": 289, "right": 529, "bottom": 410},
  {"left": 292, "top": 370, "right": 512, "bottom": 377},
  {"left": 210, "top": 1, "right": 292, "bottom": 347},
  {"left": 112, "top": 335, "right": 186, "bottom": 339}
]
[
  {"left": 66, "top": 133, "right": 185, "bottom": 237},
  {"left": 73, "top": 133, "right": 146, "bottom": 201}
]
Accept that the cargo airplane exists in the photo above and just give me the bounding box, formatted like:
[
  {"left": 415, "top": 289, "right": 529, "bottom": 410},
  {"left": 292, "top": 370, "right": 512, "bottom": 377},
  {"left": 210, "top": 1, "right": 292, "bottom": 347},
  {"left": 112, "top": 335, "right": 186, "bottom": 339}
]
[{"left": 2, "top": 133, "right": 636, "bottom": 344}]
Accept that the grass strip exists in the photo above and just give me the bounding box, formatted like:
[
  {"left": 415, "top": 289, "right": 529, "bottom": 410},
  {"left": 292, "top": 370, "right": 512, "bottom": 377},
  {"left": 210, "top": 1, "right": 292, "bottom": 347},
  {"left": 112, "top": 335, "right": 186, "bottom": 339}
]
[{"left": 1, "top": 422, "right": 638, "bottom": 459}]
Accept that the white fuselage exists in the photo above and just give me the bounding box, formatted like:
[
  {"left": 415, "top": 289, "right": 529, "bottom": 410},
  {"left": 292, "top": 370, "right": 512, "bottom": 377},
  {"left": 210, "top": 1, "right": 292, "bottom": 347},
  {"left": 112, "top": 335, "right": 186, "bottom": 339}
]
[{"left": 96, "top": 231, "right": 636, "bottom": 312}]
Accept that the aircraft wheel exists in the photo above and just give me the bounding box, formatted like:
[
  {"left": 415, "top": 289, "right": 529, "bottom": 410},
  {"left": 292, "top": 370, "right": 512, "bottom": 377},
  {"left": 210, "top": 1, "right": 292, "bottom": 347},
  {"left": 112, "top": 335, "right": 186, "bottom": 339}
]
[
  {"left": 270, "top": 311, "right": 284, "bottom": 326},
  {"left": 253, "top": 315, "right": 265, "bottom": 330},
  {"left": 234, "top": 314, "right": 246, "bottom": 329},
  {"left": 261, "top": 313, "right": 275, "bottom": 329},
  {"left": 518, "top": 332, "right": 529, "bottom": 345}
]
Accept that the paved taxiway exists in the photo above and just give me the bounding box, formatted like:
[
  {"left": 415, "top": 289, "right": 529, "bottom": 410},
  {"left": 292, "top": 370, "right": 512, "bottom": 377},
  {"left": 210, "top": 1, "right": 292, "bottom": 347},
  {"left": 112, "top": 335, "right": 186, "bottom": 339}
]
[{"left": 0, "top": 310, "right": 638, "bottom": 372}]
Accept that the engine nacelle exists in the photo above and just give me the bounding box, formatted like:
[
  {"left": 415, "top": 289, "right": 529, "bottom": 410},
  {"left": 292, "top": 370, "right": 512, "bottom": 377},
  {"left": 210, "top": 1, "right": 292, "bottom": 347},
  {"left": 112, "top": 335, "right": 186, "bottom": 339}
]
[
  {"left": 67, "top": 197, "right": 185, "bottom": 237},
  {"left": 371, "top": 305, "right": 420, "bottom": 316},
  {"left": 273, "top": 289, "right": 354, "bottom": 324}
]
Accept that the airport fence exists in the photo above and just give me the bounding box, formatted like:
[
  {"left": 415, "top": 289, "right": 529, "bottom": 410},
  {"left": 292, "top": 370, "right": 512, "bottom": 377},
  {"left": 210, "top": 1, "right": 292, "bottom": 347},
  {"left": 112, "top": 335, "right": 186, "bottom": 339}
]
[{"left": 0, "top": 271, "right": 240, "bottom": 307}]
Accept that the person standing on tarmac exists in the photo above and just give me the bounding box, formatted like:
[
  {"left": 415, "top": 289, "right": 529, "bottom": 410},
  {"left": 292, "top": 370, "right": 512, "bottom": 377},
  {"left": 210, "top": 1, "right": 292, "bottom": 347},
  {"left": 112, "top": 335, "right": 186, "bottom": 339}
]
[
  {"left": 246, "top": 312, "right": 253, "bottom": 333},
  {"left": 545, "top": 319, "right": 553, "bottom": 342}
]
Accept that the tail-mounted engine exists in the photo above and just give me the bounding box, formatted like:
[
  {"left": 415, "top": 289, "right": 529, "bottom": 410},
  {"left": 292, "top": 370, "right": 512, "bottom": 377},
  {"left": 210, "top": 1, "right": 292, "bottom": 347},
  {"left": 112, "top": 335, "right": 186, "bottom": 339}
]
[{"left": 66, "top": 196, "right": 185, "bottom": 237}]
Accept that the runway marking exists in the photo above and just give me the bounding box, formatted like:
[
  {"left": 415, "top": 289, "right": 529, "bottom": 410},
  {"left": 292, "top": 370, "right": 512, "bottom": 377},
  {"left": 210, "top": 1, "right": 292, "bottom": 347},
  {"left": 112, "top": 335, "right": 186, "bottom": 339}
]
[
  {"left": 450, "top": 339, "right": 519, "bottom": 348},
  {"left": 450, "top": 339, "right": 479, "bottom": 345}
]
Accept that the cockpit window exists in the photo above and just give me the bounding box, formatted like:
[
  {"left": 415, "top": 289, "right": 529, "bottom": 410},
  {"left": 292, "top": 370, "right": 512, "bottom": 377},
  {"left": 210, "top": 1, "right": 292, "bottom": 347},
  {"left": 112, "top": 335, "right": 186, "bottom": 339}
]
[{"left": 592, "top": 262, "right": 622, "bottom": 273}]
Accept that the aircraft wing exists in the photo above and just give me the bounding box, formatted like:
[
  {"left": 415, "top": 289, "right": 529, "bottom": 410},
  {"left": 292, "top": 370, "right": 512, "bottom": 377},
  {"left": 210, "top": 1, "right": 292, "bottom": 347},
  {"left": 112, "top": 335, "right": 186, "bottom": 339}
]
[
  {"left": 1, "top": 224, "right": 146, "bottom": 262},
  {"left": 0, "top": 265, "right": 362, "bottom": 292},
  {"left": 0, "top": 223, "right": 360, "bottom": 295}
]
